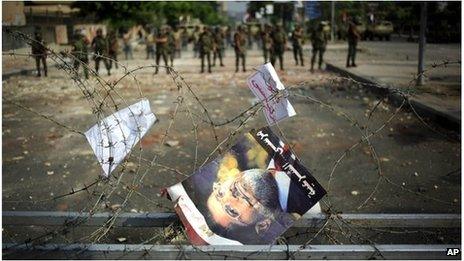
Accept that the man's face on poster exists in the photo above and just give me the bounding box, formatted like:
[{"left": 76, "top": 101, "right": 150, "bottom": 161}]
[{"left": 207, "top": 172, "right": 261, "bottom": 227}]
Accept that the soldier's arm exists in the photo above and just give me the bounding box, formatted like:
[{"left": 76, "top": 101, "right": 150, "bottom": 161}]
[{"left": 156, "top": 36, "right": 168, "bottom": 43}]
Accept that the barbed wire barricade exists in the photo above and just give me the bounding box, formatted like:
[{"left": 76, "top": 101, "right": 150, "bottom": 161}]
[{"left": 2, "top": 30, "right": 460, "bottom": 259}]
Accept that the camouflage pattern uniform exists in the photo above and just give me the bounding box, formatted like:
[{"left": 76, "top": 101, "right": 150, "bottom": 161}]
[
  {"left": 346, "top": 20, "right": 360, "bottom": 67},
  {"left": 72, "top": 31, "right": 89, "bottom": 79},
  {"left": 167, "top": 26, "right": 175, "bottom": 67},
  {"left": 212, "top": 27, "right": 225, "bottom": 67},
  {"left": 155, "top": 27, "right": 169, "bottom": 74},
  {"left": 145, "top": 31, "right": 155, "bottom": 60},
  {"left": 199, "top": 27, "right": 214, "bottom": 73},
  {"left": 291, "top": 25, "right": 304, "bottom": 66},
  {"left": 107, "top": 31, "right": 119, "bottom": 70},
  {"left": 261, "top": 24, "right": 273, "bottom": 63},
  {"left": 233, "top": 26, "right": 247, "bottom": 72},
  {"left": 31, "top": 32, "right": 47, "bottom": 77},
  {"left": 192, "top": 26, "right": 201, "bottom": 58},
  {"left": 91, "top": 29, "right": 111, "bottom": 75},
  {"left": 310, "top": 22, "right": 329, "bottom": 72},
  {"left": 271, "top": 25, "right": 287, "bottom": 70}
]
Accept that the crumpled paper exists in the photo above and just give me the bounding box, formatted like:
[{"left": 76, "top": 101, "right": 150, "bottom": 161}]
[
  {"left": 247, "top": 63, "right": 296, "bottom": 125},
  {"left": 85, "top": 99, "right": 157, "bottom": 177}
]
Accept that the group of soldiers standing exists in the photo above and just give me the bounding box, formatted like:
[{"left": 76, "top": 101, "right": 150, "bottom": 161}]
[
  {"left": 31, "top": 20, "right": 358, "bottom": 78},
  {"left": 71, "top": 28, "right": 119, "bottom": 79},
  {"left": 192, "top": 21, "right": 330, "bottom": 74}
]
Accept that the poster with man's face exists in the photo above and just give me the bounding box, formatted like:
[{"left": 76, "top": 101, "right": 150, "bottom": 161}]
[{"left": 167, "top": 127, "right": 326, "bottom": 245}]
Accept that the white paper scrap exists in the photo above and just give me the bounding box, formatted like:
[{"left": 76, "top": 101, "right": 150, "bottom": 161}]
[
  {"left": 85, "top": 99, "right": 157, "bottom": 177},
  {"left": 247, "top": 62, "right": 296, "bottom": 125}
]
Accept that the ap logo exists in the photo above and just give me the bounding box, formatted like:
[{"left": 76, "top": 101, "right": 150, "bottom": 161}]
[{"left": 446, "top": 248, "right": 460, "bottom": 256}]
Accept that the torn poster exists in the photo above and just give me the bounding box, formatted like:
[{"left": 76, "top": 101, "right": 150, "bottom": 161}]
[
  {"left": 166, "top": 127, "right": 326, "bottom": 245},
  {"left": 247, "top": 63, "right": 296, "bottom": 125},
  {"left": 85, "top": 99, "right": 157, "bottom": 177}
]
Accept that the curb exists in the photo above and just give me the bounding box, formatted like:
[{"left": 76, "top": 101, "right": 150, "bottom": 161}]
[{"left": 326, "top": 63, "right": 460, "bottom": 131}]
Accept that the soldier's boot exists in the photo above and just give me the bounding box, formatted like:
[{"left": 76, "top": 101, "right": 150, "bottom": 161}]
[
  {"left": 200, "top": 59, "right": 204, "bottom": 73},
  {"left": 235, "top": 56, "right": 239, "bottom": 73},
  {"left": 220, "top": 56, "right": 224, "bottom": 67},
  {"left": 35, "top": 58, "right": 41, "bottom": 77},
  {"left": 206, "top": 53, "right": 211, "bottom": 73},
  {"left": 95, "top": 60, "right": 100, "bottom": 75},
  {"left": 41, "top": 58, "right": 48, "bottom": 77}
]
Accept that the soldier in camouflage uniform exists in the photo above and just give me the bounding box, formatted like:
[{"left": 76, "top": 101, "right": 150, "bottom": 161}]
[
  {"left": 91, "top": 28, "right": 111, "bottom": 75},
  {"left": 310, "top": 22, "right": 329, "bottom": 73},
  {"left": 31, "top": 31, "right": 48, "bottom": 77},
  {"left": 71, "top": 30, "right": 89, "bottom": 79},
  {"left": 233, "top": 25, "right": 247, "bottom": 72},
  {"left": 167, "top": 26, "right": 175, "bottom": 67},
  {"left": 212, "top": 27, "right": 225, "bottom": 67},
  {"left": 145, "top": 29, "right": 155, "bottom": 60},
  {"left": 271, "top": 24, "right": 287, "bottom": 70},
  {"left": 107, "top": 30, "right": 119, "bottom": 70},
  {"left": 261, "top": 24, "right": 273, "bottom": 63},
  {"left": 291, "top": 24, "right": 304, "bottom": 66},
  {"left": 199, "top": 26, "right": 213, "bottom": 73},
  {"left": 192, "top": 26, "right": 201, "bottom": 58},
  {"left": 155, "top": 26, "right": 169, "bottom": 74},
  {"left": 346, "top": 19, "right": 360, "bottom": 68}
]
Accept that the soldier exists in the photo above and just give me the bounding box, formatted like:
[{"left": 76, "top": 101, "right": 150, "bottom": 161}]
[
  {"left": 225, "top": 26, "right": 232, "bottom": 49},
  {"left": 71, "top": 30, "right": 89, "bottom": 79},
  {"left": 155, "top": 26, "right": 169, "bottom": 74},
  {"left": 192, "top": 26, "right": 201, "bottom": 58},
  {"left": 91, "top": 28, "right": 111, "bottom": 75},
  {"left": 145, "top": 29, "right": 155, "bottom": 60},
  {"left": 212, "top": 27, "right": 225, "bottom": 67},
  {"left": 291, "top": 24, "right": 304, "bottom": 66},
  {"left": 107, "top": 30, "right": 119, "bottom": 70},
  {"left": 271, "top": 24, "right": 287, "bottom": 70},
  {"left": 261, "top": 24, "right": 273, "bottom": 63},
  {"left": 123, "top": 29, "right": 133, "bottom": 60},
  {"left": 181, "top": 27, "right": 189, "bottom": 51},
  {"left": 173, "top": 26, "right": 182, "bottom": 58},
  {"left": 346, "top": 18, "right": 360, "bottom": 67},
  {"left": 167, "top": 26, "right": 175, "bottom": 67},
  {"left": 31, "top": 31, "right": 47, "bottom": 77},
  {"left": 199, "top": 26, "right": 213, "bottom": 73},
  {"left": 310, "top": 21, "right": 329, "bottom": 72},
  {"left": 233, "top": 25, "right": 247, "bottom": 72}
]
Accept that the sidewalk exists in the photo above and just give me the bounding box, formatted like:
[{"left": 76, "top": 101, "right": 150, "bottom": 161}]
[{"left": 325, "top": 41, "right": 461, "bottom": 130}]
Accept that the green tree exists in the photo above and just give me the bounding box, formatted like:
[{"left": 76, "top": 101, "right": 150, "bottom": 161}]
[{"left": 73, "top": 1, "right": 228, "bottom": 30}]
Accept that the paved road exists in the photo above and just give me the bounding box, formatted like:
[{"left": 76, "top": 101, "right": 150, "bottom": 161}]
[{"left": 325, "top": 40, "right": 461, "bottom": 124}]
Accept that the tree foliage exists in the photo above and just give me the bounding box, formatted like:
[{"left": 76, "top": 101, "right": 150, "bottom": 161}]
[{"left": 73, "top": 1, "right": 228, "bottom": 29}]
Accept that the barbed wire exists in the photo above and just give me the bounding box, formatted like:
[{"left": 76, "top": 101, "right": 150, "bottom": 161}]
[{"left": 2, "top": 30, "right": 460, "bottom": 259}]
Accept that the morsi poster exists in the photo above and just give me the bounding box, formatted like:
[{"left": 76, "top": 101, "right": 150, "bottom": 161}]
[{"left": 166, "top": 127, "right": 326, "bottom": 245}]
